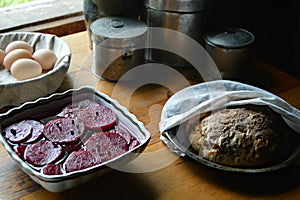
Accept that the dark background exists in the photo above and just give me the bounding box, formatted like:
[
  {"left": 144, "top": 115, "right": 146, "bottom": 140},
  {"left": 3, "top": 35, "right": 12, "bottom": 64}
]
[{"left": 214, "top": 0, "right": 300, "bottom": 79}]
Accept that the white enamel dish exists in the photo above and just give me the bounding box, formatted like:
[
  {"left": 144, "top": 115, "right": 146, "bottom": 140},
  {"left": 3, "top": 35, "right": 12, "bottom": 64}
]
[{"left": 0, "top": 86, "right": 151, "bottom": 192}]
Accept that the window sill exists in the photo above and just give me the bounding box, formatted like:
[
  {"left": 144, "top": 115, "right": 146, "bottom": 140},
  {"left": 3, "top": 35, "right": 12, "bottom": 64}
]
[{"left": 0, "top": 0, "right": 86, "bottom": 36}]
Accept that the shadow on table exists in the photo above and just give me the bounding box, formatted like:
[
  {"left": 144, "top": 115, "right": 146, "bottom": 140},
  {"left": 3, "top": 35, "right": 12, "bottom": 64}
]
[
  {"left": 184, "top": 155, "right": 300, "bottom": 195},
  {"left": 52, "top": 170, "right": 158, "bottom": 200}
]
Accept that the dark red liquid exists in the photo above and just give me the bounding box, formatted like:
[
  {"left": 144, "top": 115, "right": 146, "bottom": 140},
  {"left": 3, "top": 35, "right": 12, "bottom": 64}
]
[{"left": 2, "top": 100, "right": 140, "bottom": 175}]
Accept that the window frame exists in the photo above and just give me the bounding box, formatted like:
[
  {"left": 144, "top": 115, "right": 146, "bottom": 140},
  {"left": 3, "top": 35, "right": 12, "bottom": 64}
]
[{"left": 0, "top": 0, "right": 85, "bottom": 36}]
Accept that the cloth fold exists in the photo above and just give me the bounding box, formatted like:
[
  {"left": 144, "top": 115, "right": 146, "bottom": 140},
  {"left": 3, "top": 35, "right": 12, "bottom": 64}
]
[{"left": 159, "top": 80, "right": 300, "bottom": 134}]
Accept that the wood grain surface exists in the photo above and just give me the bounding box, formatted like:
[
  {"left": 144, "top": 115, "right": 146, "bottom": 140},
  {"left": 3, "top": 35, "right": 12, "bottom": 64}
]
[{"left": 0, "top": 31, "right": 300, "bottom": 200}]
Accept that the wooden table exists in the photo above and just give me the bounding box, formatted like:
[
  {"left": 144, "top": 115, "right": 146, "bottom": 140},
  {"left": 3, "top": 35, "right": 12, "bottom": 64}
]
[{"left": 1, "top": 31, "right": 300, "bottom": 200}]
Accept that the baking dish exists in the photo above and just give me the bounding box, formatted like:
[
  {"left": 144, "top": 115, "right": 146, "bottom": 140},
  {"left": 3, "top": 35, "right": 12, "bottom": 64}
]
[{"left": 0, "top": 86, "right": 151, "bottom": 192}]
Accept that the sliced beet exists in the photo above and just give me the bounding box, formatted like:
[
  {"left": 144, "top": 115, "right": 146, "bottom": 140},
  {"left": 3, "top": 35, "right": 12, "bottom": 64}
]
[
  {"left": 57, "top": 99, "right": 117, "bottom": 131},
  {"left": 5, "top": 120, "right": 44, "bottom": 144},
  {"left": 63, "top": 150, "right": 98, "bottom": 173},
  {"left": 110, "top": 125, "right": 134, "bottom": 144},
  {"left": 129, "top": 140, "right": 140, "bottom": 150},
  {"left": 76, "top": 105, "right": 117, "bottom": 131},
  {"left": 14, "top": 145, "right": 27, "bottom": 159},
  {"left": 61, "top": 140, "right": 83, "bottom": 153},
  {"left": 25, "top": 141, "right": 63, "bottom": 167},
  {"left": 109, "top": 124, "right": 140, "bottom": 149},
  {"left": 41, "top": 164, "right": 63, "bottom": 175},
  {"left": 5, "top": 121, "right": 32, "bottom": 143},
  {"left": 43, "top": 118, "right": 85, "bottom": 144},
  {"left": 57, "top": 99, "right": 99, "bottom": 118},
  {"left": 23, "top": 120, "right": 44, "bottom": 143},
  {"left": 85, "top": 132, "right": 128, "bottom": 163}
]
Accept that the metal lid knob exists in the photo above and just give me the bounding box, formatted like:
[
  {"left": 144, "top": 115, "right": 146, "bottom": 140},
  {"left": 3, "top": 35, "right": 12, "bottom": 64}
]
[
  {"left": 111, "top": 19, "right": 124, "bottom": 28},
  {"left": 91, "top": 17, "right": 148, "bottom": 48}
]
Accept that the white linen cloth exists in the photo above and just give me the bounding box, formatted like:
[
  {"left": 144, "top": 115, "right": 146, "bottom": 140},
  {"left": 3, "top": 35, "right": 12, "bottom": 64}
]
[{"left": 159, "top": 80, "right": 300, "bottom": 135}]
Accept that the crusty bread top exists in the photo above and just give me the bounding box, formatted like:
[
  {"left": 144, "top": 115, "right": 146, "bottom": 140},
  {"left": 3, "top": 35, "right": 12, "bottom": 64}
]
[{"left": 188, "top": 106, "right": 288, "bottom": 167}]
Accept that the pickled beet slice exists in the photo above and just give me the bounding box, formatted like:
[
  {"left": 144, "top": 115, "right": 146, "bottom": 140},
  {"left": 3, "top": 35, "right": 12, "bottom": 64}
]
[
  {"left": 25, "top": 141, "right": 63, "bottom": 167},
  {"left": 61, "top": 140, "right": 83, "bottom": 153},
  {"left": 57, "top": 99, "right": 100, "bottom": 118},
  {"left": 76, "top": 105, "right": 117, "bottom": 131},
  {"left": 110, "top": 125, "right": 134, "bottom": 144},
  {"left": 43, "top": 118, "right": 85, "bottom": 144},
  {"left": 63, "top": 150, "right": 98, "bottom": 173},
  {"left": 14, "top": 145, "right": 27, "bottom": 159},
  {"left": 129, "top": 140, "right": 140, "bottom": 150},
  {"left": 23, "top": 120, "right": 44, "bottom": 143},
  {"left": 57, "top": 99, "right": 117, "bottom": 131},
  {"left": 41, "top": 164, "right": 63, "bottom": 175},
  {"left": 5, "top": 121, "right": 32, "bottom": 143},
  {"left": 85, "top": 132, "right": 128, "bottom": 163},
  {"left": 109, "top": 125, "right": 140, "bottom": 149}
]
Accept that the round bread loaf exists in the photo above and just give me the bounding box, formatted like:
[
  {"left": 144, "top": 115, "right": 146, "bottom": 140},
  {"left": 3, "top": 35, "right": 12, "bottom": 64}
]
[{"left": 187, "top": 106, "right": 288, "bottom": 167}]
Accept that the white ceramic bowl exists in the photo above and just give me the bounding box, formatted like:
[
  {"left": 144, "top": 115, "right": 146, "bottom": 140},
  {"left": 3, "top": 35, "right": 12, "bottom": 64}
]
[
  {"left": 0, "top": 32, "right": 71, "bottom": 109},
  {"left": 0, "top": 86, "right": 151, "bottom": 192}
]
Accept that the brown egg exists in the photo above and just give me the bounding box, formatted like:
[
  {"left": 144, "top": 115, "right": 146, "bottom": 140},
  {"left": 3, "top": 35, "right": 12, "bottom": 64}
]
[
  {"left": 32, "top": 49, "right": 57, "bottom": 70},
  {"left": 5, "top": 41, "right": 34, "bottom": 54},
  {"left": 0, "top": 49, "right": 5, "bottom": 64},
  {"left": 11, "top": 58, "right": 42, "bottom": 80},
  {"left": 3, "top": 49, "right": 32, "bottom": 71}
]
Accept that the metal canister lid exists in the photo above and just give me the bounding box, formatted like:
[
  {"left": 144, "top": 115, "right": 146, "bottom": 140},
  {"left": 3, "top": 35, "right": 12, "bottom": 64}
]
[
  {"left": 91, "top": 17, "right": 148, "bottom": 48},
  {"left": 204, "top": 28, "right": 255, "bottom": 49},
  {"left": 145, "top": 0, "right": 217, "bottom": 12}
]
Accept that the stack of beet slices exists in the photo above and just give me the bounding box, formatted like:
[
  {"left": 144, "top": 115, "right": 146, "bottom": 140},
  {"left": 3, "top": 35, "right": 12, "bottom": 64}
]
[{"left": 2, "top": 99, "right": 140, "bottom": 175}]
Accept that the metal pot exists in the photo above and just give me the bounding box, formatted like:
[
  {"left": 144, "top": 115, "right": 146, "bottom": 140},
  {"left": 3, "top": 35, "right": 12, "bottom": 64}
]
[
  {"left": 90, "top": 17, "right": 147, "bottom": 81},
  {"left": 204, "top": 28, "right": 255, "bottom": 79},
  {"left": 83, "top": 0, "right": 140, "bottom": 48},
  {"left": 141, "top": 0, "right": 218, "bottom": 67}
]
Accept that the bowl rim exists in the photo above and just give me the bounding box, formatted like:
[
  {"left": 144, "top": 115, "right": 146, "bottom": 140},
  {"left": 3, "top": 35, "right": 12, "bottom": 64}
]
[{"left": 163, "top": 125, "right": 300, "bottom": 173}]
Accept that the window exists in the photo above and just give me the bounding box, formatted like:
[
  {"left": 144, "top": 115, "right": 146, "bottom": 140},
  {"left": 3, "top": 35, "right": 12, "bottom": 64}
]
[{"left": 0, "top": 0, "right": 85, "bottom": 36}]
